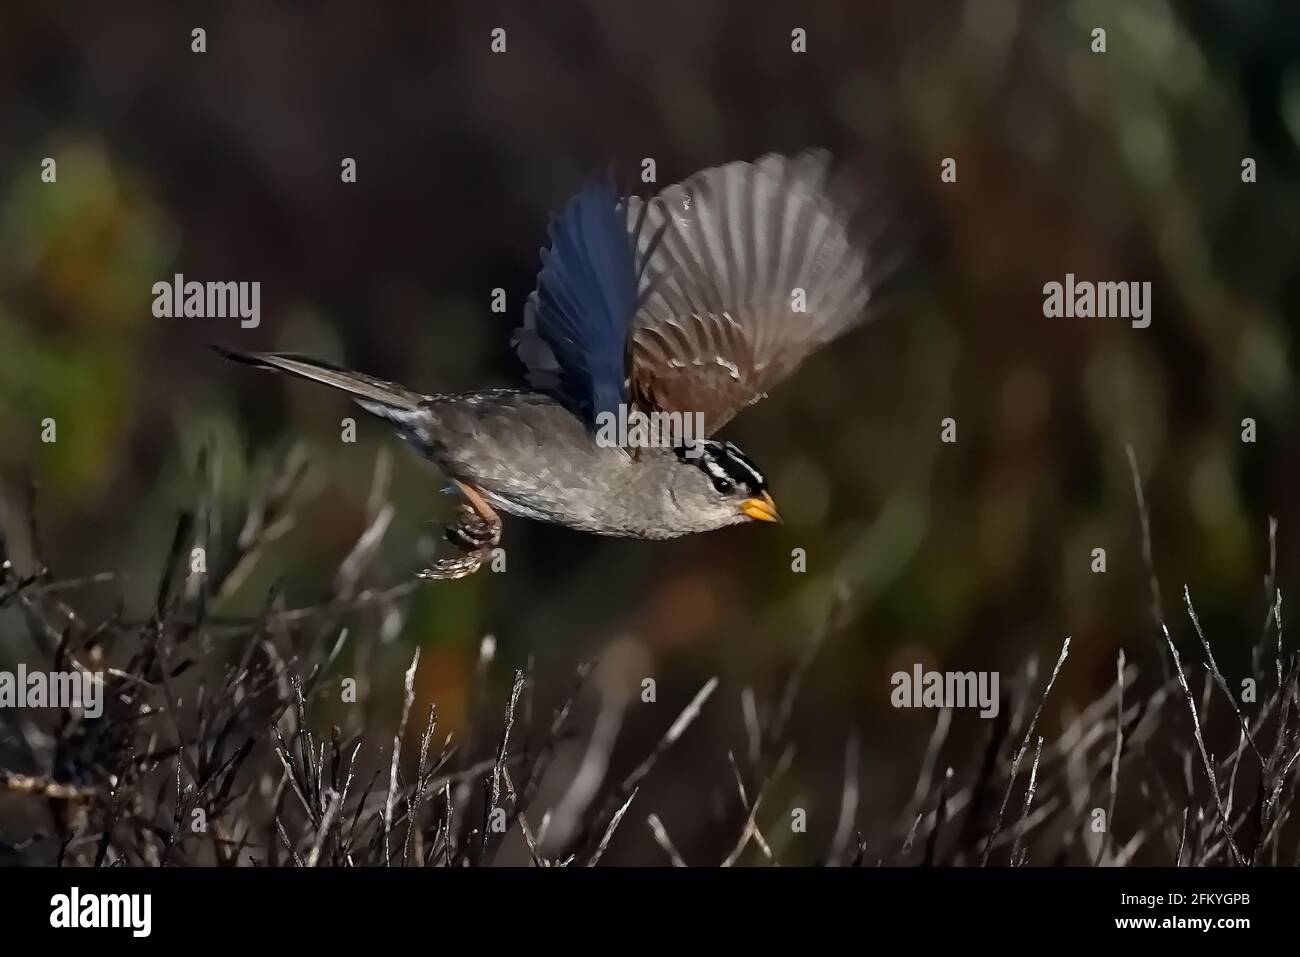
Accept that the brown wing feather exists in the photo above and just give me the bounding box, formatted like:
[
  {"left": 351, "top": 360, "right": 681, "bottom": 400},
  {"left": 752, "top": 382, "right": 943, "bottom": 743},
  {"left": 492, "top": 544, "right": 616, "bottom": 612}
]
[{"left": 626, "top": 151, "right": 879, "bottom": 434}]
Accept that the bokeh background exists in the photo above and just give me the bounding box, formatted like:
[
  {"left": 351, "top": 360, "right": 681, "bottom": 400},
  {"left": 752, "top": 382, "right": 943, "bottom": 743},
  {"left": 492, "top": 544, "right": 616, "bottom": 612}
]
[{"left": 2, "top": 0, "right": 1300, "bottom": 864}]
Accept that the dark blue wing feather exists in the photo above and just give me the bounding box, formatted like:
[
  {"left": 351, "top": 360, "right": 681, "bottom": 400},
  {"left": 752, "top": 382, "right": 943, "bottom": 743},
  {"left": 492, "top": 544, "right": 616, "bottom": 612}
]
[{"left": 514, "top": 175, "right": 637, "bottom": 429}]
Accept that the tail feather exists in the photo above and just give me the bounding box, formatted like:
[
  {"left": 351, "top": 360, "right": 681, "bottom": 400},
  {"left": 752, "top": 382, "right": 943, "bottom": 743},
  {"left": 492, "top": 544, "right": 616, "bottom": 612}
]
[{"left": 213, "top": 346, "right": 426, "bottom": 410}]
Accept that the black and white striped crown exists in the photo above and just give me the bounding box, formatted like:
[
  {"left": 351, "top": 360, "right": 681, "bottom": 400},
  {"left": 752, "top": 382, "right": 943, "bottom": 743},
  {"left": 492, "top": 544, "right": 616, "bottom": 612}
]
[{"left": 676, "top": 440, "right": 767, "bottom": 496}]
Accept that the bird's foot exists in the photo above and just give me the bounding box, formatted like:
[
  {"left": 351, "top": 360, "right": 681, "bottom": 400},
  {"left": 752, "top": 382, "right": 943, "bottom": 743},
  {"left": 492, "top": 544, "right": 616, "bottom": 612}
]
[
  {"left": 444, "top": 500, "right": 502, "bottom": 551},
  {"left": 417, "top": 550, "right": 487, "bottom": 581},
  {"left": 416, "top": 488, "right": 502, "bottom": 581}
]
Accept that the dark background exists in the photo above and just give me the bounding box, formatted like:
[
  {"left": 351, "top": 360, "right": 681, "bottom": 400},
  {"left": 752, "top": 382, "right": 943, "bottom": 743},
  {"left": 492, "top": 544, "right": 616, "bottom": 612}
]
[{"left": 2, "top": 0, "right": 1299, "bottom": 864}]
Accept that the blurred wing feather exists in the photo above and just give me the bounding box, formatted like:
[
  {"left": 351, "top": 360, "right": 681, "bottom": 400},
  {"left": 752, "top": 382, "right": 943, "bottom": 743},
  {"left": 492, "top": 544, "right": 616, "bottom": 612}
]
[{"left": 626, "top": 151, "right": 878, "bottom": 434}]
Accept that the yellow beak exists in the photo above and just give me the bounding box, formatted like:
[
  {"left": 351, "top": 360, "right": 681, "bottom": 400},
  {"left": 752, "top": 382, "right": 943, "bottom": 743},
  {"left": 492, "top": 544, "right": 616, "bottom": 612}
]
[{"left": 739, "top": 491, "right": 781, "bottom": 524}]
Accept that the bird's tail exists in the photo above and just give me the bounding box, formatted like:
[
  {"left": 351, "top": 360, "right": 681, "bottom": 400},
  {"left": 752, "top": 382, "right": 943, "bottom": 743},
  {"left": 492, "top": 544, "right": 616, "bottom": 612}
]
[{"left": 213, "top": 346, "right": 426, "bottom": 410}]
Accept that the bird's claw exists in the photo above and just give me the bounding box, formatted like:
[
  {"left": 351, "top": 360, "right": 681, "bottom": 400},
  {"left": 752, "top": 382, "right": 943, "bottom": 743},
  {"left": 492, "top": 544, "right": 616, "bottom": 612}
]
[
  {"left": 416, "top": 500, "right": 501, "bottom": 581},
  {"left": 417, "top": 551, "right": 487, "bottom": 581},
  {"left": 444, "top": 503, "right": 501, "bottom": 550}
]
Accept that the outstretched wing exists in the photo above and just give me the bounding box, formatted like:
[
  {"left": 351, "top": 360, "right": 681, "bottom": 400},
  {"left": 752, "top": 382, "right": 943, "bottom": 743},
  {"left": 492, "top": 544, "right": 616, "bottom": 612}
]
[
  {"left": 513, "top": 174, "right": 660, "bottom": 431},
  {"left": 625, "top": 151, "right": 883, "bottom": 435}
]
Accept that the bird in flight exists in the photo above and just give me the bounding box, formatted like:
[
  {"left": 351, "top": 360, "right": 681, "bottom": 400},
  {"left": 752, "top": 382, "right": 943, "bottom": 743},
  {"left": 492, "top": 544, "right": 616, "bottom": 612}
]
[{"left": 219, "top": 151, "right": 893, "bottom": 578}]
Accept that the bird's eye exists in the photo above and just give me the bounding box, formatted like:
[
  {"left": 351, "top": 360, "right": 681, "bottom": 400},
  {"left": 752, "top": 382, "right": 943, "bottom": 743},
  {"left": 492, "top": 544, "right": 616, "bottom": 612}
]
[{"left": 710, "top": 475, "right": 734, "bottom": 495}]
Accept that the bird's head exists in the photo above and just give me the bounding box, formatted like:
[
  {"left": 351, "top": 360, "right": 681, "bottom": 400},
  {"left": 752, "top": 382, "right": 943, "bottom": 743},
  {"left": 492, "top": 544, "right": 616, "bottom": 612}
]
[{"left": 664, "top": 439, "right": 780, "bottom": 532}]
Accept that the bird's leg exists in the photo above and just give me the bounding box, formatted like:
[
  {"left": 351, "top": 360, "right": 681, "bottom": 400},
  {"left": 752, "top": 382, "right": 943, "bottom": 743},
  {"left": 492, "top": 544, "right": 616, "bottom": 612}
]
[{"left": 417, "top": 481, "right": 502, "bottom": 581}]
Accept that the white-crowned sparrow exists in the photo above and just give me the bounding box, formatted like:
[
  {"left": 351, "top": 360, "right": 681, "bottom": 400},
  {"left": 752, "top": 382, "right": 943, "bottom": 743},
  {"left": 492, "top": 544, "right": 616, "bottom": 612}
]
[{"left": 219, "top": 151, "right": 890, "bottom": 577}]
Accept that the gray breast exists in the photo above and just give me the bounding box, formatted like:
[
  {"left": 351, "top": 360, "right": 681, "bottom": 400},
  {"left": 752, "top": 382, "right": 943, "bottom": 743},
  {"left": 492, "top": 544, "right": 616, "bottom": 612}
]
[{"left": 396, "top": 391, "right": 678, "bottom": 538}]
